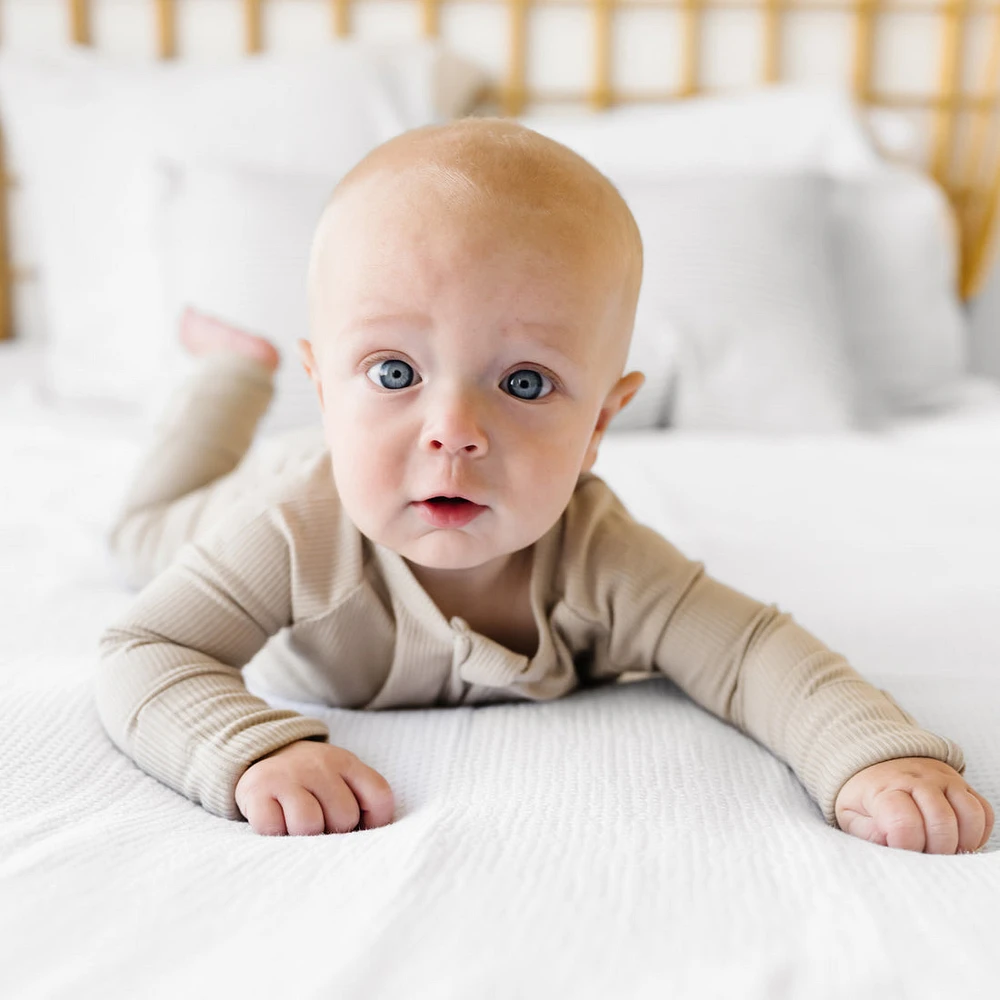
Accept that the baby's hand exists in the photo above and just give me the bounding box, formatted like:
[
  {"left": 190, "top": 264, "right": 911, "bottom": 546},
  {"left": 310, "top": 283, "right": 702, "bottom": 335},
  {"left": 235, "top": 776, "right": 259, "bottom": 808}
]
[
  {"left": 234, "top": 740, "right": 394, "bottom": 836},
  {"left": 834, "top": 757, "right": 994, "bottom": 853}
]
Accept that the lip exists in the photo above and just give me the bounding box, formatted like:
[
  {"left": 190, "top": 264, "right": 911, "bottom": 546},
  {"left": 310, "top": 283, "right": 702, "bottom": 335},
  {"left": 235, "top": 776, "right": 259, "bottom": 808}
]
[{"left": 412, "top": 496, "right": 488, "bottom": 529}]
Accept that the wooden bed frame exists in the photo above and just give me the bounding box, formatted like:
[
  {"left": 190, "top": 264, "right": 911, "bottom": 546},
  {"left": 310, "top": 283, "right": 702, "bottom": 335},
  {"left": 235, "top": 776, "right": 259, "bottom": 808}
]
[{"left": 0, "top": 0, "right": 998, "bottom": 341}]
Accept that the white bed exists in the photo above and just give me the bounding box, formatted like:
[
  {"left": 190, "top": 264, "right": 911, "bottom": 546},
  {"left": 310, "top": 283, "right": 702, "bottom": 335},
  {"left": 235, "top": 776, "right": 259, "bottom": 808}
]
[
  {"left": 2, "top": 371, "right": 999, "bottom": 1000},
  {"left": 3, "top": 7, "right": 1000, "bottom": 996}
]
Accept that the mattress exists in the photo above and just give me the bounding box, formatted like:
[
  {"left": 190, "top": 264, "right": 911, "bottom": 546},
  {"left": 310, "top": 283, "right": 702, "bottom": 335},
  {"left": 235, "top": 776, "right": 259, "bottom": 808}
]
[{"left": 2, "top": 375, "right": 999, "bottom": 999}]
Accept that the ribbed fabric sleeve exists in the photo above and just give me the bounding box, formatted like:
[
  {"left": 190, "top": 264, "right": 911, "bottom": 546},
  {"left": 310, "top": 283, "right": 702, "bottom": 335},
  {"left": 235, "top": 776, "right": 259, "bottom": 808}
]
[
  {"left": 560, "top": 479, "right": 965, "bottom": 825},
  {"left": 96, "top": 506, "right": 330, "bottom": 819},
  {"left": 108, "top": 354, "right": 277, "bottom": 589}
]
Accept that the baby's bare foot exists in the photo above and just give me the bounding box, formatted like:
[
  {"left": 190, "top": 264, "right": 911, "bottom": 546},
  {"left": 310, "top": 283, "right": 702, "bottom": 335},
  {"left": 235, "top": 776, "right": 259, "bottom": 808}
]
[{"left": 179, "top": 308, "right": 280, "bottom": 372}]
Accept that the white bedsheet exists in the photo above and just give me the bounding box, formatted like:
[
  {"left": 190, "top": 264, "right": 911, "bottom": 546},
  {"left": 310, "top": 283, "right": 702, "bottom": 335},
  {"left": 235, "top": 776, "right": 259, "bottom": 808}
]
[{"left": 2, "top": 377, "right": 1000, "bottom": 999}]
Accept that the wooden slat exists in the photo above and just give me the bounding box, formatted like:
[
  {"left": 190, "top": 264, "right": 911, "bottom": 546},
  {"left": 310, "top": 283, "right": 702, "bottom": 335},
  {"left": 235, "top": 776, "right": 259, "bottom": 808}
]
[
  {"left": 591, "top": 0, "right": 613, "bottom": 108},
  {"left": 69, "top": 0, "right": 91, "bottom": 45},
  {"left": 156, "top": 0, "right": 178, "bottom": 59},
  {"left": 679, "top": 0, "right": 703, "bottom": 96},
  {"left": 958, "top": 7, "right": 1000, "bottom": 297},
  {"left": 504, "top": 0, "right": 530, "bottom": 115},
  {"left": 852, "top": 0, "right": 877, "bottom": 101},
  {"left": 331, "top": 0, "right": 351, "bottom": 36},
  {"left": 962, "top": 12, "right": 1000, "bottom": 190},
  {"left": 0, "top": 131, "right": 13, "bottom": 341},
  {"left": 422, "top": 0, "right": 441, "bottom": 36},
  {"left": 963, "top": 154, "right": 1000, "bottom": 295},
  {"left": 931, "top": 0, "right": 969, "bottom": 183},
  {"left": 762, "top": 0, "right": 781, "bottom": 83},
  {"left": 877, "top": 91, "right": 997, "bottom": 109},
  {"left": 245, "top": 0, "right": 264, "bottom": 53}
]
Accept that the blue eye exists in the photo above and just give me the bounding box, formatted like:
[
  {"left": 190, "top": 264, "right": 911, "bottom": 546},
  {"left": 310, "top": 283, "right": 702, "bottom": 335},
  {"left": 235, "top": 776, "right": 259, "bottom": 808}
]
[
  {"left": 367, "top": 359, "right": 417, "bottom": 390},
  {"left": 503, "top": 369, "right": 552, "bottom": 401}
]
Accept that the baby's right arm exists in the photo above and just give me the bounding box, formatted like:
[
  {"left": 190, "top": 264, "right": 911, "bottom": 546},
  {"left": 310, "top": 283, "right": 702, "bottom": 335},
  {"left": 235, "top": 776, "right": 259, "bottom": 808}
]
[{"left": 96, "top": 504, "right": 392, "bottom": 833}]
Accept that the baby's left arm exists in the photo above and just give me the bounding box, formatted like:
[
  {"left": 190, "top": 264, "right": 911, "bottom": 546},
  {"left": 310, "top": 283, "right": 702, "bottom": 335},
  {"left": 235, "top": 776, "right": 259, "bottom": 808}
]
[
  {"left": 834, "top": 757, "right": 994, "bottom": 853},
  {"left": 569, "top": 481, "right": 994, "bottom": 852}
]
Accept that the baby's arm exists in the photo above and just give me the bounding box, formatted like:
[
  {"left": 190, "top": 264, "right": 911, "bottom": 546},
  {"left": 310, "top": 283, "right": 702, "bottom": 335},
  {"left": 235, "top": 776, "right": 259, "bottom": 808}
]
[
  {"left": 568, "top": 480, "right": 992, "bottom": 849},
  {"left": 97, "top": 503, "right": 392, "bottom": 834},
  {"left": 640, "top": 562, "right": 992, "bottom": 849}
]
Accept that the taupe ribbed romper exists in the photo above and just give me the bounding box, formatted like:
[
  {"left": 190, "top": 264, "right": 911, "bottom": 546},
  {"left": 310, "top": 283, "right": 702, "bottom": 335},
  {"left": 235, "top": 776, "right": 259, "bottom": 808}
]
[{"left": 97, "top": 353, "right": 965, "bottom": 823}]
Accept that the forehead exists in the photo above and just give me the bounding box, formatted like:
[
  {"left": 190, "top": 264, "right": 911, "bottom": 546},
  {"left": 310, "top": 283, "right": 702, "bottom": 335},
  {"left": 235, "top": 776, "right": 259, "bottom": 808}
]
[
  {"left": 314, "top": 172, "right": 613, "bottom": 302},
  {"left": 307, "top": 162, "right": 635, "bottom": 376}
]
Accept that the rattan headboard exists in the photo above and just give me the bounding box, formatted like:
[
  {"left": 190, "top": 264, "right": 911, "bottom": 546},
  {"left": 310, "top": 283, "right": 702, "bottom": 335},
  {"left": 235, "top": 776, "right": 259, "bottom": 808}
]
[{"left": 1, "top": 0, "right": 998, "bottom": 342}]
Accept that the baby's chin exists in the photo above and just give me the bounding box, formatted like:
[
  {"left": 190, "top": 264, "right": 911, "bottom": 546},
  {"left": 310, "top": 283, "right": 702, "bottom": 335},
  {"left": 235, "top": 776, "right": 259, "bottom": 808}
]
[
  {"left": 392, "top": 533, "right": 515, "bottom": 571},
  {"left": 348, "top": 503, "right": 554, "bottom": 571}
]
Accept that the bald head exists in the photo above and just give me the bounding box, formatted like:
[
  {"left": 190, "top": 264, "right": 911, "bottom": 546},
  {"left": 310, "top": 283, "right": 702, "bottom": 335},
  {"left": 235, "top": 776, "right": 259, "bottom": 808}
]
[{"left": 307, "top": 118, "right": 643, "bottom": 369}]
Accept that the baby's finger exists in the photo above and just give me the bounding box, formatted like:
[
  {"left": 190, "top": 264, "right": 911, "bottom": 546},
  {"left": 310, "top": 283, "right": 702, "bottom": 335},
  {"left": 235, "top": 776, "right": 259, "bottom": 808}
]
[
  {"left": 910, "top": 786, "right": 959, "bottom": 855},
  {"left": 339, "top": 758, "right": 395, "bottom": 830},
  {"left": 875, "top": 789, "right": 926, "bottom": 852},
  {"left": 975, "top": 791, "right": 995, "bottom": 849},
  {"left": 945, "top": 786, "right": 989, "bottom": 853},
  {"left": 276, "top": 786, "right": 327, "bottom": 837},
  {"left": 310, "top": 775, "right": 362, "bottom": 834},
  {"left": 242, "top": 795, "right": 288, "bottom": 837}
]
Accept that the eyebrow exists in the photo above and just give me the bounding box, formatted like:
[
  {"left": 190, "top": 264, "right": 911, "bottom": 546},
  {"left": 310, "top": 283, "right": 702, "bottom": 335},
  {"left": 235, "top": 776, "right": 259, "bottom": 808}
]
[
  {"left": 340, "top": 312, "right": 587, "bottom": 377},
  {"left": 341, "top": 311, "right": 431, "bottom": 337},
  {"left": 504, "top": 321, "right": 586, "bottom": 374}
]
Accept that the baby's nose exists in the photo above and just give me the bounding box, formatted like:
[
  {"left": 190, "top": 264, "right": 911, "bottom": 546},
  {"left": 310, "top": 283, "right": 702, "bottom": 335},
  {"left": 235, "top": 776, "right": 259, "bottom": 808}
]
[
  {"left": 420, "top": 394, "right": 489, "bottom": 457},
  {"left": 428, "top": 435, "right": 484, "bottom": 455}
]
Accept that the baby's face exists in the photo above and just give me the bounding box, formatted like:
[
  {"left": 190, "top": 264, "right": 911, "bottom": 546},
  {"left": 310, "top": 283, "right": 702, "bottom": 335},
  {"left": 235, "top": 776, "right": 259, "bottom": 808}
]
[{"left": 301, "top": 170, "right": 641, "bottom": 573}]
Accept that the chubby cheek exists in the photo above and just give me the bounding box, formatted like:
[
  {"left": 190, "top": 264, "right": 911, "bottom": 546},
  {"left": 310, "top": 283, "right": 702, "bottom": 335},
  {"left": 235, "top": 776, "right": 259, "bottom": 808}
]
[
  {"left": 321, "top": 392, "right": 410, "bottom": 531},
  {"left": 507, "top": 421, "right": 592, "bottom": 524}
]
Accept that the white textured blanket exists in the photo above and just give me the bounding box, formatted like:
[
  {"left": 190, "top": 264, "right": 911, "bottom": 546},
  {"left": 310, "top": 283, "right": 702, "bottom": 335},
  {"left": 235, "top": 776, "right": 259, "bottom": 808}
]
[{"left": 2, "top": 381, "right": 999, "bottom": 999}]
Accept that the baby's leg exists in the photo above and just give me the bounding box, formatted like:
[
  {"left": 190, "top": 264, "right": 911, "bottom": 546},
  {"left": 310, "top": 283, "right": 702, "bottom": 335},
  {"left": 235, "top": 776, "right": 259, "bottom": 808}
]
[{"left": 107, "top": 311, "right": 290, "bottom": 589}]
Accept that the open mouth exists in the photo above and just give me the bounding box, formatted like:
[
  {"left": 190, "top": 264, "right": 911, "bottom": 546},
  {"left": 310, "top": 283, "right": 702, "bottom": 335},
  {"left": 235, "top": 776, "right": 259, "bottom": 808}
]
[{"left": 413, "top": 495, "right": 487, "bottom": 528}]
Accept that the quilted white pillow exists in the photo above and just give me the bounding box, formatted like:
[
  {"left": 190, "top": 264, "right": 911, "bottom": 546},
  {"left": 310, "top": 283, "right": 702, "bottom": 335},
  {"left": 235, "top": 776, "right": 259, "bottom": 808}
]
[
  {"left": 155, "top": 160, "right": 332, "bottom": 437},
  {"left": 617, "top": 174, "right": 854, "bottom": 432},
  {"left": 521, "top": 85, "right": 885, "bottom": 178},
  {"left": 829, "top": 166, "right": 968, "bottom": 425},
  {"left": 0, "top": 43, "right": 486, "bottom": 410}
]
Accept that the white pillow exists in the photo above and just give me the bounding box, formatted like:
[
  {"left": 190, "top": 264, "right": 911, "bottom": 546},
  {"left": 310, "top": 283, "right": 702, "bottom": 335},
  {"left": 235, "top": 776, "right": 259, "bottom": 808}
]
[
  {"left": 0, "top": 43, "right": 486, "bottom": 409},
  {"left": 525, "top": 91, "right": 969, "bottom": 429},
  {"left": 611, "top": 314, "right": 678, "bottom": 431},
  {"left": 156, "top": 160, "right": 333, "bottom": 437},
  {"left": 616, "top": 174, "right": 854, "bottom": 433},
  {"left": 521, "top": 85, "right": 886, "bottom": 179},
  {"left": 523, "top": 88, "right": 870, "bottom": 431},
  {"left": 829, "top": 165, "right": 968, "bottom": 425}
]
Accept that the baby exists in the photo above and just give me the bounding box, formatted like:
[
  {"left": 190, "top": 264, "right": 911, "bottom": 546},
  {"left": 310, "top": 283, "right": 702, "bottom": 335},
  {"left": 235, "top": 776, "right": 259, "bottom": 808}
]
[{"left": 98, "top": 118, "right": 994, "bottom": 853}]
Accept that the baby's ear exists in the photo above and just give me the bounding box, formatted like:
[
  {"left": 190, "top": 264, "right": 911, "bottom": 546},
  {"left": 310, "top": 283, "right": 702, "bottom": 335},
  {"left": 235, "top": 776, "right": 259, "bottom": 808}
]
[
  {"left": 297, "top": 339, "right": 325, "bottom": 410},
  {"left": 580, "top": 370, "right": 645, "bottom": 472},
  {"left": 611, "top": 370, "right": 645, "bottom": 415}
]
